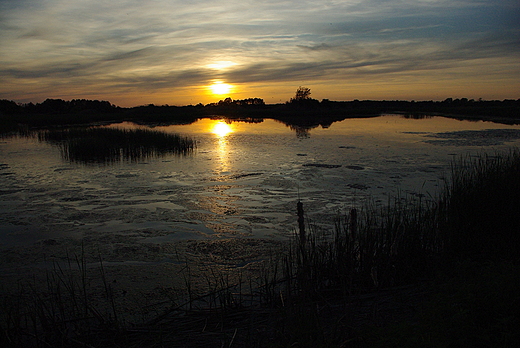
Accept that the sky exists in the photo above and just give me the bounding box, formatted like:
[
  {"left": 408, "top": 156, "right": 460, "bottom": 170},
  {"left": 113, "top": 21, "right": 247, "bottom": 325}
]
[{"left": 1, "top": 0, "right": 519, "bottom": 107}]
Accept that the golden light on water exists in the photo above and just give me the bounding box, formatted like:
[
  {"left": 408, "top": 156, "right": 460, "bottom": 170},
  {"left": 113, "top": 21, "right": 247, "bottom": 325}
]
[
  {"left": 211, "top": 121, "right": 233, "bottom": 137},
  {"left": 210, "top": 120, "right": 234, "bottom": 174}
]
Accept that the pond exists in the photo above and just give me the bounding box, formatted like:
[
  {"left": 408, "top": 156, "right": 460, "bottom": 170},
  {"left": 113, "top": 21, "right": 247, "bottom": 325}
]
[{"left": 2, "top": 114, "right": 520, "bottom": 248}]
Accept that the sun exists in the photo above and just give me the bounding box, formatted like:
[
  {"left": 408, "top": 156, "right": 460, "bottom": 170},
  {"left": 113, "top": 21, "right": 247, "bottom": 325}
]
[{"left": 210, "top": 81, "right": 233, "bottom": 95}]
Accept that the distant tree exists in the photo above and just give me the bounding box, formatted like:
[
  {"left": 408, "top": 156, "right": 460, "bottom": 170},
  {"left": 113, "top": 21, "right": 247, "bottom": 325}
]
[
  {"left": 235, "top": 98, "right": 265, "bottom": 107},
  {"left": 0, "top": 99, "right": 22, "bottom": 114},
  {"left": 37, "top": 99, "right": 69, "bottom": 113},
  {"left": 291, "top": 86, "right": 312, "bottom": 103},
  {"left": 218, "top": 97, "right": 234, "bottom": 106},
  {"left": 320, "top": 98, "right": 332, "bottom": 107}
]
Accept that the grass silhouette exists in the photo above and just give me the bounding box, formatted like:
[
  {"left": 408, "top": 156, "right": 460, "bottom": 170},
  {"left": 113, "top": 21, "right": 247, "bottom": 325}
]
[{"left": 38, "top": 127, "right": 196, "bottom": 163}]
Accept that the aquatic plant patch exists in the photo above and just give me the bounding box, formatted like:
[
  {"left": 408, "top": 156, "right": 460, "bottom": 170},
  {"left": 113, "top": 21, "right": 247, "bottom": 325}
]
[{"left": 38, "top": 127, "right": 196, "bottom": 163}]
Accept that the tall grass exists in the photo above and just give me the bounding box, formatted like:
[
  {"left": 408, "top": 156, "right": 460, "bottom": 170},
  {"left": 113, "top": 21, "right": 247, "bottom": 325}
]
[
  {"left": 438, "top": 149, "right": 520, "bottom": 261},
  {"left": 38, "top": 127, "right": 196, "bottom": 163},
  {"left": 0, "top": 253, "right": 121, "bottom": 348},
  {"left": 286, "top": 195, "right": 440, "bottom": 300},
  {"left": 272, "top": 149, "right": 520, "bottom": 346},
  {"left": 288, "top": 148, "right": 520, "bottom": 299}
]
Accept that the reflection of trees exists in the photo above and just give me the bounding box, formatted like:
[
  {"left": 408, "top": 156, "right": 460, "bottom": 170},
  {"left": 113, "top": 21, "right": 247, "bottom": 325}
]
[
  {"left": 275, "top": 118, "right": 339, "bottom": 138},
  {"left": 289, "top": 125, "right": 311, "bottom": 138},
  {"left": 212, "top": 116, "right": 264, "bottom": 124},
  {"left": 3, "top": 97, "right": 520, "bottom": 127},
  {"left": 401, "top": 113, "right": 433, "bottom": 120}
]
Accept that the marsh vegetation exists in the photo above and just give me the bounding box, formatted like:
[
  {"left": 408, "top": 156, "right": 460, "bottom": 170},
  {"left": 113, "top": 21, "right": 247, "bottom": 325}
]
[{"left": 38, "top": 127, "right": 196, "bottom": 163}]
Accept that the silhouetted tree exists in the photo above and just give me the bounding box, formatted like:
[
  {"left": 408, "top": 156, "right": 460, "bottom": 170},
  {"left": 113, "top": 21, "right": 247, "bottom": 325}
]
[
  {"left": 235, "top": 98, "right": 265, "bottom": 106},
  {"left": 291, "top": 86, "right": 312, "bottom": 102},
  {"left": 36, "top": 99, "right": 69, "bottom": 113},
  {"left": 218, "top": 97, "right": 234, "bottom": 106},
  {"left": 0, "top": 100, "right": 22, "bottom": 114}
]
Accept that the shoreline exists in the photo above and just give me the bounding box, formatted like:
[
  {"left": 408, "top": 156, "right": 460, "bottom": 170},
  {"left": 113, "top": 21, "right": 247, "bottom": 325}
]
[{"left": 2, "top": 98, "right": 520, "bottom": 131}]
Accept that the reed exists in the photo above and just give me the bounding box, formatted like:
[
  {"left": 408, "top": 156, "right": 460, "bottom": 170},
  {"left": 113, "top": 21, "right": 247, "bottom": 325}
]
[
  {"left": 38, "top": 126, "right": 196, "bottom": 163},
  {"left": 288, "top": 148, "right": 520, "bottom": 300},
  {"left": 287, "top": 195, "right": 440, "bottom": 302},
  {"left": 0, "top": 252, "right": 121, "bottom": 348},
  {"left": 438, "top": 148, "right": 520, "bottom": 261},
  {"left": 273, "top": 148, "right": 520, "bottom": 346}
]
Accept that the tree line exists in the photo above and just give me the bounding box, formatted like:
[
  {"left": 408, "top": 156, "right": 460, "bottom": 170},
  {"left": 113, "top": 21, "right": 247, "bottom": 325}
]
[
  {"left": 0, "top": 98, "right": 119, "bottom": 115},
  {"left": 1, "top": 88, "right": 519, "bottom": 126}
]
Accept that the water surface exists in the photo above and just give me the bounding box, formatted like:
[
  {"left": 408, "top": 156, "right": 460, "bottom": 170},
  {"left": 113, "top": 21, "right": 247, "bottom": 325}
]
[{"left": 2, "top": 115, "right": 520, "bottom": 246}]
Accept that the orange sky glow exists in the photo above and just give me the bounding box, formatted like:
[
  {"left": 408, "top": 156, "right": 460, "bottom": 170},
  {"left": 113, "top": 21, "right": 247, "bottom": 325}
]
[{"left": 0, "top": 1, "right": 519, "bottom": 107}]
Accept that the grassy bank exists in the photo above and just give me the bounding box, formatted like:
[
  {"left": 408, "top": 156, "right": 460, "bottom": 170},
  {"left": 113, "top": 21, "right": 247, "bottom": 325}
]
[
  {"left": 359, "top": 260, "right": 520, "bottom": 348},
  {"left": 290, "top": 149, "right": 520, "bottom": 298},
  {"left": 276, "top": 148, "right": 520, "bottom": 346},
  {"left": 439, "top": 150, "right": 520, "bottom": 262}
]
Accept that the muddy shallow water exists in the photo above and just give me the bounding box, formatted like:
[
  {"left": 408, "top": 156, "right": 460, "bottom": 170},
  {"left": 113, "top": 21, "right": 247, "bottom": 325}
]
[
  {"left": 3, "top": 115, "right": 520, "bottom": 243},
  {"left": 2, "top": 114, "right": 520, "bottom": 320}
]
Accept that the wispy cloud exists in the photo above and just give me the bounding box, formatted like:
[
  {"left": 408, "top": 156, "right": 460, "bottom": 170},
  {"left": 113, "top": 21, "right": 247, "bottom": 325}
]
[{"left": 0, "top": 0, "right": 518, "bottom": 105}]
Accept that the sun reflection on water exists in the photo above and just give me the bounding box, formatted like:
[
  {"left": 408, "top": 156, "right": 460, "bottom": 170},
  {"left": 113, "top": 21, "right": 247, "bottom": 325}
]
[
  {"left": 210, "top": 120, "right": 234, "bottom": 175},
  {"left": 211, "top": 121, "right": 233, "bottom": 137}
]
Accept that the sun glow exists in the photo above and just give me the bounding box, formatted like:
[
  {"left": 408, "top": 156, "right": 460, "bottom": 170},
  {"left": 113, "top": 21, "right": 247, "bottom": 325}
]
[
  {"left": 212, "top": 121, "right": 233, "bottom": 137},
  {"left": 210, "top": 81, "right": 233, "bottom": 95},
  {"left": 207, "top": 61, "right": 237, "bottom": 70}
]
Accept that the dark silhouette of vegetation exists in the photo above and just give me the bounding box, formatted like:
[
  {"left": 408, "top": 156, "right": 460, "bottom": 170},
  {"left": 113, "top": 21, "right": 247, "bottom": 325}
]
[
  {"left": 1, "top": 94, "right": 519, "bottom": 136},
  {"left": 205, "top": 97, "right": 266, "bottom": 108},
  {"left": 439, "top": 150, "right": 520, "bottom": 261},
  {"left": 289, "top": 149, "right": 520, "bottom": 298},
  {"left": 288, "top": 86, "right": 320, "bottom": 109},
  {"left": 291, "top": 86, "right": 312, "bottom": 102},
  {"left": 30, "top": 98, "right": 118, "bottom": 114},
  {"left": 0, "top": 98, "right": 123, "bottom": 132},
  {"left": 38, "top": 127, "right": 196, "bottom": 164},
  {"left": 0, "top": 99, "right": 20, "bottom": 115},
  {"left": 272, "top": 149, "right": 520, "bottom": 347}
]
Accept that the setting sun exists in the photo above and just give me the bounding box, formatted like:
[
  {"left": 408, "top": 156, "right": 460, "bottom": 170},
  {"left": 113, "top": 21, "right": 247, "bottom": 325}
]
[
  {"left": 210, "top": 81, "right": 233, "bottom": 95},
  {"left": 211, "top": 121, "right": 233, "bottom": 137}
]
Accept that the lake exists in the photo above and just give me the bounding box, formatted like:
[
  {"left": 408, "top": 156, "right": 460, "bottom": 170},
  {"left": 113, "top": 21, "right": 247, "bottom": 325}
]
[{"left": 2, "top": 114, "right": 520, "bottom": 248}]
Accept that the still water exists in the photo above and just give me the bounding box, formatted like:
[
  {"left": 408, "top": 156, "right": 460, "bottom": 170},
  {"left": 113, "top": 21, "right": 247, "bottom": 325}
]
[{"left": 2, "top": 115, "right": 520, "bottom": 246}]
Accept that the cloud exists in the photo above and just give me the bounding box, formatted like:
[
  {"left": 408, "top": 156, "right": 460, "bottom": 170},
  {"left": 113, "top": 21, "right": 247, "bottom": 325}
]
[{"left": 0, "top": 0, "right": 519, "bottom": 105}]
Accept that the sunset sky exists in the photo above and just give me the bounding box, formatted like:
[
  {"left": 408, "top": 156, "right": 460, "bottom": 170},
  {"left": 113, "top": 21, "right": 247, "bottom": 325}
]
[{"left": 1, "top": 0, "right": 519, "bottom": 107}]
